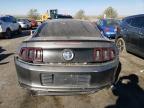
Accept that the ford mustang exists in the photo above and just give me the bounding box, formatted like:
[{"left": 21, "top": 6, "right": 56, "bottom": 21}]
[{"left": 14, "top": 19, "right": 120, "bottom": 95}]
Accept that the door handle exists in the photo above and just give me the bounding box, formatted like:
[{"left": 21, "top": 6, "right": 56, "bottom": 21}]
[
  {"left": 139, "top": 32, "right": 144, "bottom": 38},
  {"left": 122, "top": 28, "right": 128, "bottom": 32},
  {"left": 139, "top": 31, "right": 143, "bottom": 35}
]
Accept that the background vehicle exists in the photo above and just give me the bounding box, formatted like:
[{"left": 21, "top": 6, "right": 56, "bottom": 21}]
[
  {"left": 17, "top": 19, "right": 31, "bottom": 29},
  {"left": 97, "top": 18, "right": 120, "bottom": 39},
  {"left": 0, "top": 15, "right": 21, "bottom": 38},
  {"left": 115, "top": 14, "right": 144, "bottom": 58},
  {"left": 37, "top": 9, "right": 73, "bottom": 23},
  {"left": 15, "top": 19, "right": 120, "bottom": 96},
  {"left": 29, "top": 19, "right": 38, "bottom": 28}
]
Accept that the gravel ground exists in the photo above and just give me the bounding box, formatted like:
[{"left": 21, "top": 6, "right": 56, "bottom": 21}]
[{"left": 0, "top": 31, "right": 144, "bottom": 108}]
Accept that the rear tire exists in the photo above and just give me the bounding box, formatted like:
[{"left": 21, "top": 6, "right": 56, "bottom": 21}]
[
  {"left": 116, "top": 37, "right": 126, "bottom": 53},
  {"left": 111, "top": 62, "right": 121, "bottom": 93},
  {"left": 114, "top": 62, "right": 121, "bottom": 84},
  {"left": 5, "top": 29, "right": 12, "bottom": 39},
  {"left": 17, "top": 26, "right": 22, "bottom": 34},
  {"left": 27, "top": 90, "right": 37, "bottom": 96}
]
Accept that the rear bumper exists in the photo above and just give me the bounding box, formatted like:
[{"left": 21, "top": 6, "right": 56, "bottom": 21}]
[
  {"left": 0, "top": 32, "right": 4, "bottom": 37},
  {"left": 0, "top": 26, "right": 5, "bottom": 33},
  {"left": 19, "top": 82, "right": 110, "bottom": 96},
  {"left": 15, "top": 57, "right": 119, "bottom": 95},
  {"left": 0, "top": 27, "right": 2, "bottom": 33},
  {"left": 20, "top": 24, "right": 30, "bottom": 29},
  {"left": 105, "top": 32, "right": 116, "bottom": 39},
  {"left": 31, "top": 23, "right": 38, "bottom": 27}
]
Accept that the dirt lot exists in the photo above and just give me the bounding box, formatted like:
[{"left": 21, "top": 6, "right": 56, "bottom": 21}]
[{"left": 0, "top": 31, "right": 144, "bottom": 108}]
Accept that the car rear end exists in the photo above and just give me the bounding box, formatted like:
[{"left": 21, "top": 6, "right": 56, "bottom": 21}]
[
  {"left": 0, "top": 17, "right": 6, "bottom": 36},
  {"left": 0, "top": 19, "right": 3, "bottom": 35},
  {"left": 102, "top": 26, "right": 117, "bottom": 39},
  {"left": 99, "top": 19, "right": 119, "bottom": 39},
  {"left": 30, "top": 19, "right": 38, "bottom": 27},
  {"left": 14, "top": 20, "right": 120, "bottom": 95},
  {"left": 18, "top": 19, "right": 31, "bottom": 29}
]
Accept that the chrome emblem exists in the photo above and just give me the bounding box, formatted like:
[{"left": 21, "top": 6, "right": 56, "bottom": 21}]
[{"left": 62, "top": 49, "right": 74, "bottom": 61}]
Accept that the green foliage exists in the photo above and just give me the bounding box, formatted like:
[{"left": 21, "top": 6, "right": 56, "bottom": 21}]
[
  {"left": 27, "top": 9, "right": 40, "bottom": 20},
  {"left": 103, "top": 7, "right": 118, "bottom": 18},
  {"left": 75, "top": 10, "right": 87, "bottom": 20},
  {"left": 97, "top": 15, "right": 103, "bottom": 19}
]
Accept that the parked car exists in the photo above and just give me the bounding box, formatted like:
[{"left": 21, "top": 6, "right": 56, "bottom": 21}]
[
  {"left": 115, "top": 14, "right": 144, "bottom": 58},
  {"left": 97, "top": 18, "right": 121, "bottom": 39},
  {"left": 29, "top": 19, "right": 38, "bottom": 28},
  {"left": 0, "top": 16, "right": 21, "bottom": 38},
  {"left": 15, "top": 19, "right": 120, "bottom": 96},
  {"left": 17, "top": 19, "right": 31, "bottom": 29}
]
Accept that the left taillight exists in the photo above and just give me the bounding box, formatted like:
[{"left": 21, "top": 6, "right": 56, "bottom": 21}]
[{"left": 19, "top": 47, "right": 43, "bottom": 63}]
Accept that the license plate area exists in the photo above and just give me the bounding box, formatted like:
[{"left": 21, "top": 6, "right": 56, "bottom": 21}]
[
  {"left": 54, "top": 74, "right": 91, "bottom": 85},
  {"left": 41, "top": 73, "right": 91, "bottom": 86}
]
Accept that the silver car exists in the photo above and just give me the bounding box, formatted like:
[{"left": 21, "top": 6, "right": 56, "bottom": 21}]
[
  {"left": 17, "top": 19, "right": 31, "bottom": 29},
  {"left": 15, "top": 19, "right": 120, "bottom": 96}
]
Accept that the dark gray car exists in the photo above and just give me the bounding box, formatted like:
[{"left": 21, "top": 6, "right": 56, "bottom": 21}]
[
  {"left": 116, "top": 14, "right": 144, "bottom": 58},
  {"left": 15, "top": 19, "right": 120, "bottom": 95}
]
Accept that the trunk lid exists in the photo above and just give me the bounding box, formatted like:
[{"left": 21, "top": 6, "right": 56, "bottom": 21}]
[{"left": 21, "top": 37, "right": 117, "bottom": 64}]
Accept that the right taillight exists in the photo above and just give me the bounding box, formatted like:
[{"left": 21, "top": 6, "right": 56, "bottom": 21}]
[
  {"left": 19, "top": 47, "right": 43, "bottom": 63},
  {"left": 93, "top": 48, "right": 115, "bottom": 62}
]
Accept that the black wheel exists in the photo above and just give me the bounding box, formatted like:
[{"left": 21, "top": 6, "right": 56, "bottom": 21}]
[
  {"left": 116, "top": 37, "right": 126, "bottom": 53},
  {"left": 5, "top": 29, "right": 12, "bottom": 39},
  {"left": 114, "top": 62, "right": 121, "bottom": 84},
  {"left": 27, "top": 90, "right": 37, "bottom": 96},
  {"left": 17, "top": 26, "right": 22, "bottom": 34},
  {"left": 111, "top": 62, "right": 121, "bottom": 96}
]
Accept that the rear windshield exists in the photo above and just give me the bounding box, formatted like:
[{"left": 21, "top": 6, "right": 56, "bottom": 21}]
[
  {"left": 106, "top": 19, "right": 119, "bottom": 26},
  {"left": 35, "top": 20, "right": 101, "bottom": 37},
  {"left": 18, "top": 19, "right": 29, "bottom": 22},
  {"left": 98, "top": 19, "right": 120, "bottom": 26}
]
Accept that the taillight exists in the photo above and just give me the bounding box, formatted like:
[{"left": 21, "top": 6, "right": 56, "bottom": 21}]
[
  {"left": 19, "top": 47, "right": 43, "bottom": 63},
  {"left": 105, "top": 28, "right": 110, "bottom": 32},
  {"left": 114, "top": 26, "right": 118, "bottom": 32},
  {"left": 116, "top": 27, "right": 120, "bottom": 32},
  {"left": 93, "top": 48, "right": 115, "bottom": 62}
]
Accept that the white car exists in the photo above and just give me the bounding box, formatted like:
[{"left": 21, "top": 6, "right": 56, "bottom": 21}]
[
  {"left": 17, "top": 19, "right": 31, "bottom": 29},
  {"left": 0, "top": 16, "right": 21, "bottom": 38}
]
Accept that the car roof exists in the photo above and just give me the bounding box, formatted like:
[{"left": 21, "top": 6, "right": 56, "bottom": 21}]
[
  {"left": 100, "top": 18, "right": 119, "bottom": 21},
  {"left": 0, "top": 16, "right": 8, "bottom": 19},
  {"left": 18, "top": 18, "right": 28, "bottom": 20},
  {"left": 124, "top": 14, "right": 144, "bottom": 20}
]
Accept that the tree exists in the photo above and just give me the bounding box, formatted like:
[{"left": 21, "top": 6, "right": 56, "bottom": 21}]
[
  {"left": 75, "top": 10, "right": 87, "bottom": 19},
  {"left": 27, "top": 9, "right": 40, "bottom": 20},
  {"left": 97, "top": 15, "right": 103, "bottom": 19},
  {"left": 103, "top": 7, "right": 118, "bottom": 18}
]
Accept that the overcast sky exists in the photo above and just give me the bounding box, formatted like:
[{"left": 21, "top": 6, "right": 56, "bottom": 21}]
[{"left": 0, "top": 0, "right": 144, "bottom": 16}]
